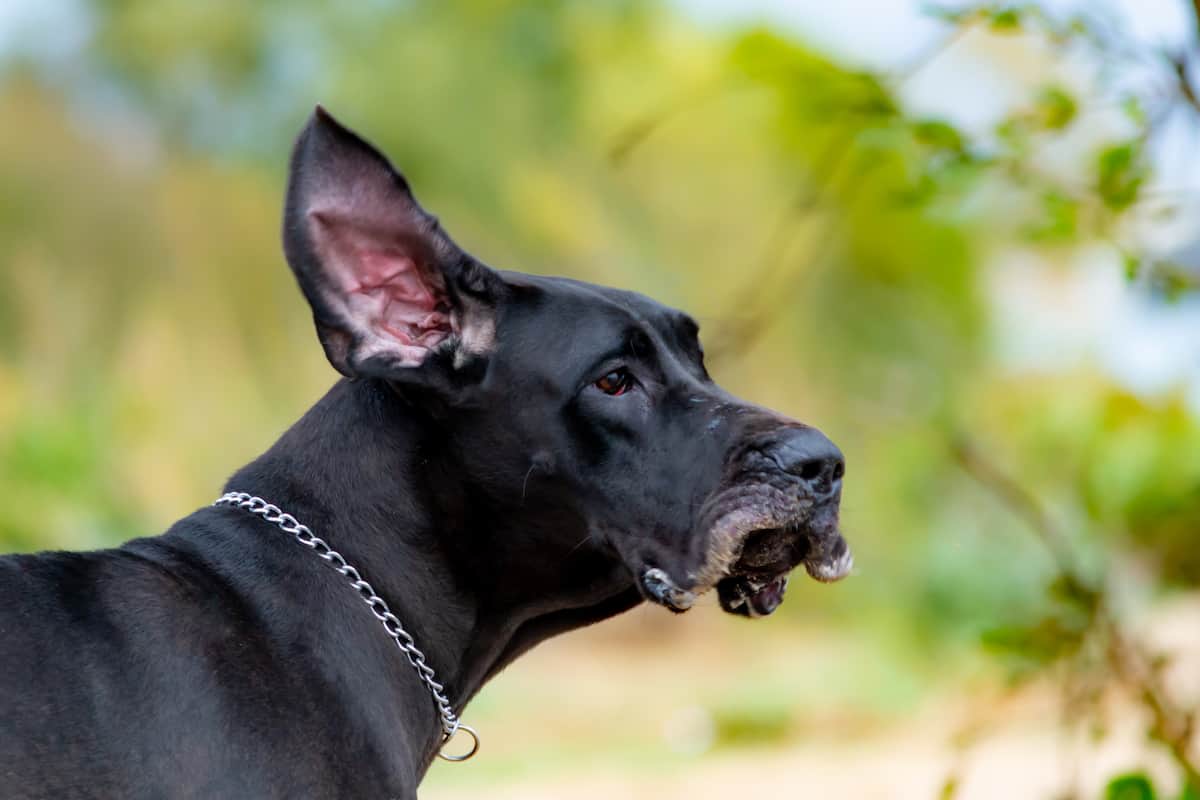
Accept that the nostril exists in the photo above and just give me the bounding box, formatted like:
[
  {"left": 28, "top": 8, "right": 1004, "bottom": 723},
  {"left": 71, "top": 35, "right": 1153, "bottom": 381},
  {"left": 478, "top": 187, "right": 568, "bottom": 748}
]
[
  {"left": 798, "top": 460, "right": 824, "bottom": 482},
  {"left": 758, "top": 427, "right": 843, "bottom": 493}
]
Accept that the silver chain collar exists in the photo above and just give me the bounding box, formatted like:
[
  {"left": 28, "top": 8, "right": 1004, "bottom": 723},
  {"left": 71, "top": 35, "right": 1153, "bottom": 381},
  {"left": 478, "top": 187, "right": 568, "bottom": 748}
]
[{"left": 213, "top": 492, "right": 479, "bottom": 763}]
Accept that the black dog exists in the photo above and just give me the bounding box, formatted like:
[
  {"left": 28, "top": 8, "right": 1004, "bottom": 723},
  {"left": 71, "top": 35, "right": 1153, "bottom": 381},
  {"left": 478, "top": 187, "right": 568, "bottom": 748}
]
[{"left": 0, "top": 108, "right": 851, "bottom": 799}]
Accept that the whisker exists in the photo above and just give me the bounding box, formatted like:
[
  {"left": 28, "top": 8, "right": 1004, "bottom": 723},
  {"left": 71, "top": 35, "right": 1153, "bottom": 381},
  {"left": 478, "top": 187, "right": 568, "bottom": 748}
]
[
  {"left": 519, "top": 464, "right": 537, "bottom": 505},
  {"left": 564, "top": 532, "right": 593, "bottom": 559}
]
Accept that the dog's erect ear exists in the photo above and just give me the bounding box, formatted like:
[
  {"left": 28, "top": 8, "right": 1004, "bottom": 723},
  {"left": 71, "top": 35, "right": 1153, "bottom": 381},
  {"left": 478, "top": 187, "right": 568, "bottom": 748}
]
[{"left": 282, "top": 106, "right": 500, "bottom": 386}]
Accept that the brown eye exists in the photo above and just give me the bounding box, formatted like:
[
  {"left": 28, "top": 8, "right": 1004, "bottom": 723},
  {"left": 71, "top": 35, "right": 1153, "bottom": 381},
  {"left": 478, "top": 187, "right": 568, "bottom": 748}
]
[{"left": 594, "top": 368, "right": 633, "bottom": 396}]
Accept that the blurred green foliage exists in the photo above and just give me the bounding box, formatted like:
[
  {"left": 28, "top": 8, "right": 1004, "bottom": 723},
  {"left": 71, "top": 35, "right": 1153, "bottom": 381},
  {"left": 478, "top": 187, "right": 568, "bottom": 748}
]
[
  {"left": 1, "top": 0, "right": 1198, "bottom": 795},
  {"left": 1106, "top": 772, "right": 1200, "bottom": 800},
  {"left": 1107, "top": 773, "right": 1159, "bottom": 800}
]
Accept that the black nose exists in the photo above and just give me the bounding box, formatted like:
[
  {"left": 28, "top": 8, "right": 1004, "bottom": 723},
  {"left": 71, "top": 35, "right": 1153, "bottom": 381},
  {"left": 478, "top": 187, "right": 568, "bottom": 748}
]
[{"left": 764, "top": 427, "right": 844, "bottom": 497}]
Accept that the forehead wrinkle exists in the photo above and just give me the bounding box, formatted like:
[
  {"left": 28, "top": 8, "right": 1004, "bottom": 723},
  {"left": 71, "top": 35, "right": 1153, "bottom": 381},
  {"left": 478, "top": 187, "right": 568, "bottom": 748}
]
[
  {"left": 627, "top": 318, "right": 705, "bottom": 388},
  {"left": 592, "top": 300, "right": 703, "bottom": 384},
  {"left": 644, "top": 309, "right": 704, "bottom": 369},
  {"left": 671, "top": 312, "right": 701, "bottom": 343}
]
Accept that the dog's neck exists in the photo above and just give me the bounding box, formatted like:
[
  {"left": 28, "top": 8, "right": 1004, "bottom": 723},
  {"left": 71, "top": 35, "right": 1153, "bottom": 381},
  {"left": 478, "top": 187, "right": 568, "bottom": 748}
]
[{"left": 221, "top": 378, "right": 640, "bottom": 773}]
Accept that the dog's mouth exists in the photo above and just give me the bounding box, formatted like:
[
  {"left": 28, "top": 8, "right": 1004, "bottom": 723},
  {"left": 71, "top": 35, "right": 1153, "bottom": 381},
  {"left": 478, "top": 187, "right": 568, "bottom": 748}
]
[
  {"left": 639, "top": 492, "right": 853, "bottom": 618},
  {"left": 710, "top": 516, "right": 855, "bottom": 616},
  {"left": 715, "top": 526, "right": 806, "bottom": 617}
]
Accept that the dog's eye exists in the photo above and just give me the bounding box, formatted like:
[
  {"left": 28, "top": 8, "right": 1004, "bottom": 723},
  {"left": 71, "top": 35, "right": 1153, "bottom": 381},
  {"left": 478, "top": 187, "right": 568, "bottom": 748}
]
[{"left": 594, "top": 368, "right": 633, "bottom": 396}]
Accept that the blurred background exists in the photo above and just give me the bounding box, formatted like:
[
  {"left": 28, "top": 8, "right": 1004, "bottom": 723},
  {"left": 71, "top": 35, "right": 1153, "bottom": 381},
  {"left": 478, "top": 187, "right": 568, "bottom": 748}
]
[{"left": 2, "top": 0, "right": 1199, "bottom": 797}]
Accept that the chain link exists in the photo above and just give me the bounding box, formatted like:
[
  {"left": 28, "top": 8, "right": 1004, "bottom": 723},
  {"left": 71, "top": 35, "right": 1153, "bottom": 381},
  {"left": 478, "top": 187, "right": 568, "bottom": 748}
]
[{"left": 213, "top": 491, "right": 478, "bottom": 762}]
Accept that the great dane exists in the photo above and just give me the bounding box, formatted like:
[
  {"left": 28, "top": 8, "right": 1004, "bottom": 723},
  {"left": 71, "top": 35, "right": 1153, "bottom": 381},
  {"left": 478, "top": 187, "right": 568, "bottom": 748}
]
[{"left": 0, "top": 107, "right": 852, "bottom": 798}]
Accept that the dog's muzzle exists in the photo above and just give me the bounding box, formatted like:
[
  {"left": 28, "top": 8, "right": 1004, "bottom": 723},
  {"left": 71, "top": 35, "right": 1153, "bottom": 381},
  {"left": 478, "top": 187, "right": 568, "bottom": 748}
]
[{"left": 642, "top": 426, "right": 852, "bottom": 618}]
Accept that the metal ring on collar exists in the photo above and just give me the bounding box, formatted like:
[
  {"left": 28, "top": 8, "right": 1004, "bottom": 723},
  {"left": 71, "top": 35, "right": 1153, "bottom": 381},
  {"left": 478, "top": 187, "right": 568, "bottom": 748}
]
[{"left": 438, "top": 724, "right": 480, "bottom": 762}]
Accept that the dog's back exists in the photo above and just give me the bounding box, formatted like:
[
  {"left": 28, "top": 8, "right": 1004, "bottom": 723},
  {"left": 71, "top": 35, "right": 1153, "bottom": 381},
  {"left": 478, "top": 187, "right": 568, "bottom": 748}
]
[{"left": 1, "top": 548, "right": 164, "bottom": 796}]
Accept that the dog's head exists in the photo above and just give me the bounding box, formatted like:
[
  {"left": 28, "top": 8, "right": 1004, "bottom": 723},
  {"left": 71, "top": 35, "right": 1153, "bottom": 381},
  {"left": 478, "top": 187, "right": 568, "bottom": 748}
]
[{"left": 282, "top": 107, "right": 851, "bottom": 618}]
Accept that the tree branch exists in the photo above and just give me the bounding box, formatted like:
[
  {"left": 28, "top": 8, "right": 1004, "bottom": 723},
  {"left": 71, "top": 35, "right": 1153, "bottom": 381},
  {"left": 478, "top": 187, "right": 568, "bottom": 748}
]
[{"left": 952, "top": 434, "right": 1200, "bottom": 786}]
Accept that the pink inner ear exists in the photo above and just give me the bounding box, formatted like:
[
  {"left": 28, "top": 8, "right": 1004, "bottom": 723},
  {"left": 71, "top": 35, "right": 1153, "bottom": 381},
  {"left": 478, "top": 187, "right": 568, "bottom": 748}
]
[
  {"left": 331, "top": 245, "right": 453, "bottom": 365},
  {"left": 309, "top": 210, "right": 455, "bottom": 367},
  {"left": 354, "top": 249, "right": 451, "bottom": 346}
]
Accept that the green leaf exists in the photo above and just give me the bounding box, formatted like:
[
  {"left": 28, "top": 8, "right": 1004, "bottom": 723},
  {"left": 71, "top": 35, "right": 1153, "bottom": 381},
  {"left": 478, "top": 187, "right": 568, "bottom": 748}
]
[
  {"left": 1105, "top": 772, "right": 1157, "bottom": 800},
  {"left": 1122, "top": 252, "right": 1141, "bottom": 281},
  {"left": 1025, "top": 190, "right": 1078, "bottom": 241},
  {"left": 1035, "top": 86, "right": 1077, "bottom": 130},
  {"left": 1151, "top": 261, "right": 1196, "bottom": 303},
  {"left": 988, "top": 7, "right": 1025, "bottom": 32},
  {"left": 1096, "top": 141, "right": 1147, "bottom": 211},
  {"left": 995, "top": 115, "right": 1032, "bottom": 155},
  {"left": 913, "top": 119, "right": 966, "bottom": 153},
  {"left": 937, "top": 774, "right": 960, "bottom": 800},
  {"left": 1122, "top": 96, "right": 1148, "bottom": 127}
]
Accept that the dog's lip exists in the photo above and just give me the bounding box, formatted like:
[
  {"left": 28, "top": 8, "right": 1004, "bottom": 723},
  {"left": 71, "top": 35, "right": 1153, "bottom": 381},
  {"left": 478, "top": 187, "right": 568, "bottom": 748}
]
[
  {"left": 802, "top": 538, "right": 854, "bottom": 583},
  {"left": 637, "top": 491, "right": 851, "bottom": 615},
  {"left": 689, "top": 496, "right": 851, "bottom": 593}
]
